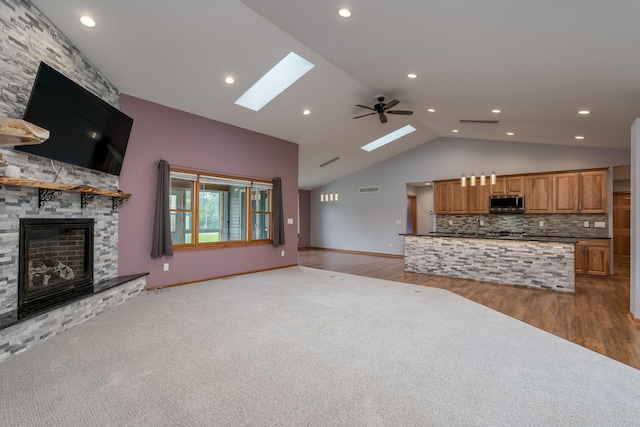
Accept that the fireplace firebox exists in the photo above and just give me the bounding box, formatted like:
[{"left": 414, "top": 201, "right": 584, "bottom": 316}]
[{"left": 19, "top": 218, "right": 94, "bottom": 313}]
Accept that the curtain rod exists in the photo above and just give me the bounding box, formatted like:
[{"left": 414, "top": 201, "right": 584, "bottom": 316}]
[{"left": 156, "top": 160, "right": 275, "bottom": 182}]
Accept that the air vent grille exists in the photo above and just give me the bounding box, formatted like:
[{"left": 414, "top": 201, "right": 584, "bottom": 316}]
[
  {"left": 459, "top": 120, "right": 500, "bottom": 124},
  {"left": 359, "top": 186, "right": 379, "bottom": 193}
]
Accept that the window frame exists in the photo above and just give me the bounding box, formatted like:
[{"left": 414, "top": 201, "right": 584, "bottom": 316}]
[{"left": 169, "top": 167, "right": 273, "bottom": 251}]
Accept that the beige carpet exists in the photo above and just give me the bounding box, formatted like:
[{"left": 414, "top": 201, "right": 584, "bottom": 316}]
[{"left": 0, "top": 266, "right": 639, "bottom": 426}]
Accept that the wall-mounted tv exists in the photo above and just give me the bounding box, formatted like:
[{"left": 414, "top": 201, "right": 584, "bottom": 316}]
[{"left": 17, "top": 62, "right": 133, "bottom": 176}]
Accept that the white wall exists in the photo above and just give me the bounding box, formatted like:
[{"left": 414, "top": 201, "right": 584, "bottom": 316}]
[{"left": 311, "top": 137, "right": 630, "bottom": 255}]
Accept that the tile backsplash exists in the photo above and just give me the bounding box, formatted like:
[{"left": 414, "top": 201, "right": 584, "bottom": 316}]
[{"left": 436, "top": 213, "right": 609, "bottom": 238}]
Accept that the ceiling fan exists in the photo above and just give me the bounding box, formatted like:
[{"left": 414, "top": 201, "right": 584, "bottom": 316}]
[{"left": 353, "top": 95, "right": 413, "bottom": 124}]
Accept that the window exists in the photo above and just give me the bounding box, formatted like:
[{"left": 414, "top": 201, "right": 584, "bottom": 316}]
[{"left": 169, "top": 169, "right": 273, "bottom": 249}]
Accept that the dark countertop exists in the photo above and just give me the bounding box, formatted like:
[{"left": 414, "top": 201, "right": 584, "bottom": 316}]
[{"left": 401, "top": 232, "right": 586, "bottom": 243}]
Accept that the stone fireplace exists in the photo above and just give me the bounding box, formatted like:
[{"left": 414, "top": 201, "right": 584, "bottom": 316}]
[{"left": 18, "top": 218, "right": 94, "bottom": 314}]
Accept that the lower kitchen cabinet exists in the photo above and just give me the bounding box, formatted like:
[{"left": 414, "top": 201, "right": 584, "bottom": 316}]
[{"left": 575, "top": 239, "right": 610, "bottom": 276}]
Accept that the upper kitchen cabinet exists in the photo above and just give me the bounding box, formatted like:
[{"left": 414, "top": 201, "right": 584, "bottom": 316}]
[
  {"left": 434, "top": 180, "right": 468, "bottom": 214},
  {"left": 490, "top": 176, "right": 525, "bottom": 195},
  {"left": 525, "top": 174, "right": 553, "bottom": 213},
  {"left": 553, "top": 169, "right": 607, "bottom": 213},
  {"left": 579, "top": 169, "right": 607, "bottom": 213},
  {"left": 552, "top": 173, "right": 579, "bottom": 213},
  {"left": 468, "top": 182, "right": 490, "bottom": 213}
]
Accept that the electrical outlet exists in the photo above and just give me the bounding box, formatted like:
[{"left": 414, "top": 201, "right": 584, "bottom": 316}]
[
  {"left": 163, "top": 263, "right": 169, "bottom": 272},
  {"left": 594, "top": 221, "right": 606, "bottom": 228},
  {"left": 449, "top": 220, "right": 453, "bottom": 226},
  {"left": 395, "top": 220, "right": 401, "bottom": 225},
  {"left": 287, "top": 218, "right": 294, "bottom": 224},
  {"left": 539, "top": 221, "right": 544, "bottom": 227},
  {"left": 480, "top": 220, "right": 484, "bottom": 226},
  {"left": 281, "top": 250, "right": 285, "bottom": 256},
  {"left": 583, "top": 221, "right": 590, "bottom": 228}
]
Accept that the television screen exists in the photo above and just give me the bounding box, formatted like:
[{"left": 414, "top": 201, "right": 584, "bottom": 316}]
[{"left": 17, "top": 62, "right": 133, "bottom": 176}]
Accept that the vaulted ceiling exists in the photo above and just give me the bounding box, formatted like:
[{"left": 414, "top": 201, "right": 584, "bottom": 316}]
[{"left": 31, "top": 0, "right": 640, "bottom": 189}]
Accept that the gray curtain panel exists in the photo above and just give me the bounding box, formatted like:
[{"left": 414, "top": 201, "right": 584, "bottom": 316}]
[
  {"left": 272, "top": 177, "right": 285, "bottom": 246},
  {"left": 151, "top": 159, "right": 174, "bottom": 258}
]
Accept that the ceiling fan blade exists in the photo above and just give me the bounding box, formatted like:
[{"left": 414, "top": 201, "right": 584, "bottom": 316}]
[
  {"left": 353, "top": 112, "right": 376, "bottom": 119},
  {"left": 379, "top": 113, "right": 388, "bottom": 124},
  {"left": 386, "top": 110, "right": 414, "bottom": 115},
  {"left": 356, "top": 104, "right": 376, "bottom": 111},
  {"left": 382, "top": 99, "right": 399, "bottom": 110}
]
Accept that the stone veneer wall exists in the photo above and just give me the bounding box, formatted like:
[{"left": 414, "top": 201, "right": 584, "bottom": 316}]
[
  {"left": 0, "top": 0, "right": 123, "bottom": 315},
  {"left": 0, "top": 275, "right": 146, "bottom": 363},
  {"left": 404, "top": 235, "right": 575, "bottom": 293},
  {"left": 0, "top": 0, "right": 119, "bottom": 118},
  {"left": 436, "top": 213, "right": 609, "bottom": 238}
]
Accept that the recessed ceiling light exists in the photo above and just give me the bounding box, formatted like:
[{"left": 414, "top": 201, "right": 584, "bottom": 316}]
[
  {"left": 360, "top": 125, "right": 416, "bottom": 152},
  {"left": 575, "top": 135, "right": 585, "bottom": 140},
  {"left": 452, "top": 129, "right": 459, "bottom": 133},
  {"left": 224, "top": 76, "right": 235, "bottom": 85},
  {"left": 427, "top": 108, "right": 435, "bottom": 113},
  {"left": 578, "top": 110, "right": 591, "bottom": 115},
  {"left": 506, "top": 132, "right": 514, "bottom": 136},
  {"left": 407, "top": 73, "right": 418, "bottom": 79},
  {"left": 80, "top": 16, "right": 96, "bottom": 28},
  {"left": 234, "top": 52, "right": 315, "bottom": 111},
  {"left": 303, "top": 109, "right": 311, "bottom": 115},
  {"left": 337, "top": 8, "right": 351, "bottom": 18},
  {"left": 492, "top": 109, "right": 501, "bottom": 113}
]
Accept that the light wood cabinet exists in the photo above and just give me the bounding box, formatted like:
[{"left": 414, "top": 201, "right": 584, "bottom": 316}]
[
  {"left": 553, "top": 169, "right": 606, "bottom": 213},
  {"left": 575, "top": 239, "right": 610, "bottom": 276},
  {"left": 467, "top": 182, "right": 489, "bottom": 213},
  {"left": 434, "top": 180, "right": 468, "bottom": 214},
  {"left": 553, "top": 173, "right": 579, "bottom": 213},
  {"left": 433, "top": 181, "right": 449, "bottom": 214},
  {"left": 579, "top": 170, "right": 607, "bottom": 213},
  {"left": 435, "top": 168, "right": 606, "bottom": 216},
  {"left": 525, "top": 175, "right": 553, "bottom": 213},
  {"left": 491, "top": 176, "right": 525, "bottom": 195}
]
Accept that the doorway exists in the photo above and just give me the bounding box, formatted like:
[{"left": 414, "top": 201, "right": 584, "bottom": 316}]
[
  {"left": 406, "top": 195, "right": 417, "bottom": 234},
  {"left": 613, "top": 192, "right": 631, "bottom": 265}
]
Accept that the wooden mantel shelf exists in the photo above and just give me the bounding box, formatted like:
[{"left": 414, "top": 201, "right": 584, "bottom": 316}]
[{"left": 0, "top": 176, "right": 131, "bottom": 209}]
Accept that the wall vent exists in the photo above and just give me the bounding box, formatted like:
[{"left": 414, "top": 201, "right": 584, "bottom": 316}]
[
  {"left": 359, "top": 186, "right": 379, "bottom": 193},
  {"left": 459, "top": 119, "right": 499, "bottom": 124}
]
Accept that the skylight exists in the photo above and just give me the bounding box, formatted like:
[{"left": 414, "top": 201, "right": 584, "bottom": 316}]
[
  {"left": 360, "top": 125, "right": 417, "bottom": 152},
  {"left": 234, "top": 52, "right": 315, "bottom": 111}
]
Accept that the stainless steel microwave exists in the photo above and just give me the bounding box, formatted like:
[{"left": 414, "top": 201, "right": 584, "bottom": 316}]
[{"left": 489, "top": 195, "right": 525, "bottom": 214}]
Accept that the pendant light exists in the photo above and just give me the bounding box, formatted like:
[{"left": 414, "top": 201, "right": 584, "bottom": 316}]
[
  {"left": 490, "top": 171, "right": 497, "bottom": 185},
  {"left": 470, "top": 173, "right": 476, "bottom": 187},
  {"left": 461, "top": 174, "right": 466, "bottom": 187},
  {"left": 480, "top": 172, "right": 486, "bottom": 186}
]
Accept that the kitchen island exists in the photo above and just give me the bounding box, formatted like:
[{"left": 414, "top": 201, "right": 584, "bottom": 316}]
[{"left": 403, "top": 233, "right": 577, "bottom": 293}]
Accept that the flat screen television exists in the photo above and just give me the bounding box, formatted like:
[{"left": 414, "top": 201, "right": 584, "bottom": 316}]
[{"left": 17, "top": 62, "right": 133, "bottom": 176}]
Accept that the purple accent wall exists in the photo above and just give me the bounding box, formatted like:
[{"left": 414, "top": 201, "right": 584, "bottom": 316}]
[
  {"left": 298, "top": 190, "right": 311, "bottom": 248},
  {"left": 117, "top": 95, "right": 299, "bottom": 288}
]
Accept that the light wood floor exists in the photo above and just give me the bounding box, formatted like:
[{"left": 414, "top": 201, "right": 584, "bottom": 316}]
[{"left": 298, "top": 249, "right": 640, "bottom": 370}]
